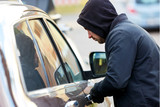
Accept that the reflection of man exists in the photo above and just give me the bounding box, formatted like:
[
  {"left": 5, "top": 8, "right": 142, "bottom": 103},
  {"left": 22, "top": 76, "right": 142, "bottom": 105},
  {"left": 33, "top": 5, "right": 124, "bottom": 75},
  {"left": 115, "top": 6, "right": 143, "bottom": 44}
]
[
  {"left": 77, "top": 0, "right": 159, "bottom": 106},
  {"left": 16, "top": 33, "right": 45, "bottom": 91}
]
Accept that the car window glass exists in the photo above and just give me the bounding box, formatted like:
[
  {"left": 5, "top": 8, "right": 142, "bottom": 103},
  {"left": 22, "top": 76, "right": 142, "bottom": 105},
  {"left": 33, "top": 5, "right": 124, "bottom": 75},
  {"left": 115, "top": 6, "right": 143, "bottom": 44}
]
[
  {"left": 55, "top": 62, "right": 74, "bottom": 85},
  {"left": 46, "top": 20, "right": 83, "bottom": 82},
  {"left": 29, "top": 19, "right": 67, "bottom": 86},
  {"left": 14, "top": 22, "right": 47, "bottom": 91},
  {"left": 55, "top": 65, "right": 68, "bottom": 85}
]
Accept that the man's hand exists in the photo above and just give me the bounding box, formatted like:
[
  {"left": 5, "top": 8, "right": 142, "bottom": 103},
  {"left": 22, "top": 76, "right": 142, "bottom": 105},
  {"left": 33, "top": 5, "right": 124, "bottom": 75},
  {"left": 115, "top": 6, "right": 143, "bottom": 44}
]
[{"left": 90, "top": 83, "right": 104, "bottom": 103}]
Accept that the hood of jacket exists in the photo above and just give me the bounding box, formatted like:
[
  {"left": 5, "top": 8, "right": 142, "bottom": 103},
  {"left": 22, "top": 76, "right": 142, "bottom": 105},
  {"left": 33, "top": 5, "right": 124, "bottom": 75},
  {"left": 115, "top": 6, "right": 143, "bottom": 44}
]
[{"left": 77, "top": 0, "right": 118, "bottom": 39}]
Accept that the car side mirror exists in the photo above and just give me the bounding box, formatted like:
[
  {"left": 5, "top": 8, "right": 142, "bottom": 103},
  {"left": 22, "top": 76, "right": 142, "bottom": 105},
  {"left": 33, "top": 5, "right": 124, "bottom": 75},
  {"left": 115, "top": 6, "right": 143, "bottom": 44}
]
[{"left": 89, "top": 52, "right": 107, "bottom": 77}]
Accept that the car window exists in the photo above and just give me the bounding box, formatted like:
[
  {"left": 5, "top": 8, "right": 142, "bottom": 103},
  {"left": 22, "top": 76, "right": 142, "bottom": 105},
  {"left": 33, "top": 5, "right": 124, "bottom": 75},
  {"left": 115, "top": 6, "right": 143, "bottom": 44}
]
[
  {"left": 136, "top": 0, "right": 159, "bottom": 4},
  {"left": 14, "top": 21, "right": 48, "bottom": 91},
  {"left": 28, "top": 19, "right": 68, "bottom": 86},
  {"left": 46, "top": 20, "right": 83, "bottom": 82}
]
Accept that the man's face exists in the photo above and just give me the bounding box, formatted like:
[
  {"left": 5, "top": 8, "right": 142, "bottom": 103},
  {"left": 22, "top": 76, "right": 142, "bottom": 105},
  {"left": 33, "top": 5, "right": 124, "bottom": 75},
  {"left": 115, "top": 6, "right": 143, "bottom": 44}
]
[{"left": 86, "top": 30, "right": 105, "bottom": 44}]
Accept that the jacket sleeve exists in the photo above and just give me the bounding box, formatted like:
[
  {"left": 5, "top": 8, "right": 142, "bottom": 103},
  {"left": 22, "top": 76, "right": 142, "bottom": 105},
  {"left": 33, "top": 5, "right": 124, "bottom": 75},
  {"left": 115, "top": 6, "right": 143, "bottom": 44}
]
[{"left": 97, "top": 30, "right": 137, "bottom": 97}]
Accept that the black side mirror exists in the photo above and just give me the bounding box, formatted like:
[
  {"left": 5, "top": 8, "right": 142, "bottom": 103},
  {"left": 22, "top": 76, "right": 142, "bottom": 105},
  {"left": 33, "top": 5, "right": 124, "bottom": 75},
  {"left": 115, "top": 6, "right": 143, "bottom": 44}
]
[{"left": 89, "top": 52, "right": 107, "bottom": 77}]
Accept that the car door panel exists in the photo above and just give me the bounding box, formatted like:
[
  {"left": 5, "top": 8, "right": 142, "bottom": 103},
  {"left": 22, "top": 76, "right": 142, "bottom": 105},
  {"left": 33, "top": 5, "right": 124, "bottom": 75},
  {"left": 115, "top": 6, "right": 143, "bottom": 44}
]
[{"left": 29, "top": 83, "right": 87, "bottom": 107}]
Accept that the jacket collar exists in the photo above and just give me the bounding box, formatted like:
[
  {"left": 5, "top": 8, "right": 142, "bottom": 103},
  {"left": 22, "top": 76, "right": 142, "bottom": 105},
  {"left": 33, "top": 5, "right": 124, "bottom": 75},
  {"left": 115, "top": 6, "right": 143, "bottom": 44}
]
[{"left": 110, "top": 13, "right": 128, "bottom": 31}]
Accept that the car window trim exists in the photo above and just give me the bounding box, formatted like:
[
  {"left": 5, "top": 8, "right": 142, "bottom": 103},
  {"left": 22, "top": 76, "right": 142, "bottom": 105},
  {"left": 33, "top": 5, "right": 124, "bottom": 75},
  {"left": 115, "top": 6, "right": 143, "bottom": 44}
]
[
  {"left": 41, "top": 18, "right": 72, "bottom": 83},
  {"left": 44, "top": 19, "right": 85, "bottom": 79},
  {"left": 26, "top": 20, "right": 50, "bottom": 87},
  {"left": 28, "top": 18, "right": 71, "bottom": 83}
]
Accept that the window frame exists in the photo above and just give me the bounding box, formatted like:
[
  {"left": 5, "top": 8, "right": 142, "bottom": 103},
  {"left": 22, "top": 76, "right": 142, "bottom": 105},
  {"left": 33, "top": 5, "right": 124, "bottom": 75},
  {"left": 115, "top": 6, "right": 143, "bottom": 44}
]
[
  {"left": 26, "top": 20, "right": 51, "bottom": 87},
  {"left": 13, "top": 15, "right": 85, "bottom": 93},
  {"left": 13, "top": 19, "right": 50, "bottom": 92},
  {"left": 43, "top": 18, "right": 85, "bottom": 81},
  {"left": 27, "top": 18, "right": 72, "bottom": 84}
]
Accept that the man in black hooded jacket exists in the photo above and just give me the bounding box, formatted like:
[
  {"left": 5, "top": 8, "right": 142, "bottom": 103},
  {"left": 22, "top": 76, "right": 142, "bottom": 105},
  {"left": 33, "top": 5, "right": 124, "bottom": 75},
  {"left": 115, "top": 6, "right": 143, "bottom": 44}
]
[{"left": 77, "top": 0, "right": 159, "bottom": 107}]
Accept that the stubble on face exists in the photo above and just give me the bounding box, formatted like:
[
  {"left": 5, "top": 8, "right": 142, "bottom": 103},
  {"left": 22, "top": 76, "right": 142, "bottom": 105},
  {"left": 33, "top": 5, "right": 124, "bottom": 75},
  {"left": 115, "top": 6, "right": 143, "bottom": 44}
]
[
  {"left": 86, "top": 30, "right": 105, "bottom": 44},
  {"left": 98, "top": 39, "right": 105, "bottom": 44}
]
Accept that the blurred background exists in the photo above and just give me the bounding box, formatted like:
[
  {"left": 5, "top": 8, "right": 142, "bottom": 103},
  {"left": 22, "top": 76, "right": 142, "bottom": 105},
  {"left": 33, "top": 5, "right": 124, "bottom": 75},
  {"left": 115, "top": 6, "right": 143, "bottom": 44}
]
[{"left": 19, "top": 0, "right": 160, "bottom": 70}]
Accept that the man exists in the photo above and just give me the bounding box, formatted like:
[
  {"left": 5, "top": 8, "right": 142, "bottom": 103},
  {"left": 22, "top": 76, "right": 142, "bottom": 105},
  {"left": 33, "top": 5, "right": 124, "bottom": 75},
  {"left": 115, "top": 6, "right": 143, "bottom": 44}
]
[{"left": 77, "top": 0, "right": 159, "bottom": 107}]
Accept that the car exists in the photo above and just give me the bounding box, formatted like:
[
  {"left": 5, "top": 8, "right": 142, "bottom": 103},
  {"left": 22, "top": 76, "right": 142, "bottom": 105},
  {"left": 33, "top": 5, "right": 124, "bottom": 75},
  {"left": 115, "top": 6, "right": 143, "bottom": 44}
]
[
  {"left": 21, "top": 0, "right": 72, "bottom": 34},
  {"left": 125, "top": 0, "right": 160, "bottom": 30},
  {"left": 0, "top": 1, "right": 113, "bottom": 107}
]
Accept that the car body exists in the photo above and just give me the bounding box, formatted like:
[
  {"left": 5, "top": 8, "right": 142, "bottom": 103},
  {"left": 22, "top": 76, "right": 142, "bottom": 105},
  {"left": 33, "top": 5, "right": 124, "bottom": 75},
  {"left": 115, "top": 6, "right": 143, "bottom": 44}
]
[
  {"left": 125, "top": 0, "right": 160, "bottom": 29},
  {"left": 21, "top": 0, "right": 72, "bottom": 34},
  {"left": 0, "top": 1, "right": 113, "bottom": 107}
]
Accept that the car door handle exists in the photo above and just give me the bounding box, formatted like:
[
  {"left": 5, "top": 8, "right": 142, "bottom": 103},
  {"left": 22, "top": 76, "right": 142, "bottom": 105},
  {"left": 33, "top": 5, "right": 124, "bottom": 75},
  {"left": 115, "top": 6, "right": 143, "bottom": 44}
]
[{"left": 65, "top": 100, "right": 79, "bottom": 107}]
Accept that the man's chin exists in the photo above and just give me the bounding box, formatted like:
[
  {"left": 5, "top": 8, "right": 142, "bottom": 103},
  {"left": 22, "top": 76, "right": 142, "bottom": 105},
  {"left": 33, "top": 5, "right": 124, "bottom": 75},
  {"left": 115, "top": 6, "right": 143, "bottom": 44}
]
[{"left": 98, "top": 41, "right": 105, "bottom": 44}]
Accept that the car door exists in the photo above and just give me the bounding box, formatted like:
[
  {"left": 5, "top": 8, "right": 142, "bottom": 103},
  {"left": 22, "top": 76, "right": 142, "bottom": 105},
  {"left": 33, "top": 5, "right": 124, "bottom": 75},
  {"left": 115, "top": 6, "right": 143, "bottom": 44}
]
[
  {"left": 14, "top": 18, "right": 87, "bottom": 107},
  {"left": 28, "top": 18, "right": 88, "bottom": 106}
]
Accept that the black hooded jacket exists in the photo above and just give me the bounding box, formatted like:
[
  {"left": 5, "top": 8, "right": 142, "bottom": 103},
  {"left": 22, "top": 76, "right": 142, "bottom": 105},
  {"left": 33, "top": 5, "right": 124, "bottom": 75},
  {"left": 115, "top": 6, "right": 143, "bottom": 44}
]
[{"left": 77, "top": 0, "right": 160, "bottom": 107}]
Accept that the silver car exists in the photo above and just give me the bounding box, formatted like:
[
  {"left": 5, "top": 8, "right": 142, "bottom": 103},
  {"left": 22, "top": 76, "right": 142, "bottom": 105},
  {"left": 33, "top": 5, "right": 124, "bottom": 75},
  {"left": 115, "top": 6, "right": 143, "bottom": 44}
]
[
  {"left": 125, "top": 0, "right": 160, "bottom": 29},
  {"left": 0, "top": 1, "right": 112, "bottom": 107}
]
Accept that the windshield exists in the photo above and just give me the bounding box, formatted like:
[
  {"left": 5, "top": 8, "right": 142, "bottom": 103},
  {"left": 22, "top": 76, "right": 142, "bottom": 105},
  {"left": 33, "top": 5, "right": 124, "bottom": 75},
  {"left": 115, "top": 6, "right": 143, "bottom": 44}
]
[{"left": 136, "top": 0, "right": 159, "bottom": 4}]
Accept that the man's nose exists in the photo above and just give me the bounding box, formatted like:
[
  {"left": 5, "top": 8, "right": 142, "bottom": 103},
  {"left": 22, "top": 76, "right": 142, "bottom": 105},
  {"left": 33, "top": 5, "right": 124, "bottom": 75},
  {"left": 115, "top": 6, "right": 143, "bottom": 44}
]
[
  {"left": 88, "top": 34, "right": 92, "bottom": 38},
  {"left": 88, "top": 31, "right": 92, "bottom": 38}
]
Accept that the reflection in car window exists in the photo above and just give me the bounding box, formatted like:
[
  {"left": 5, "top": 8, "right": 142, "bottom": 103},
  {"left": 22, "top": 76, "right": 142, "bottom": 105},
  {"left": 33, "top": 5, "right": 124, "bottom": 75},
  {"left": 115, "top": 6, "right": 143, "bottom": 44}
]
[
  {"left": 46, "top": 20, "right": 83, "bottom": 82},
  {"left": 64, "top": 63, "right": 74, "bottom": 82},
  {"left": 55, "top": 65, "right": 68, "bottom": 85},
  {"left": 55, "top": 63, "right": 74, "bottom": 85},
  {"left": 29, "top": 19, "right": 65, "bottom": 86},
  {"left": 14, "top": 22, "right": 47, "bottom": 91}
]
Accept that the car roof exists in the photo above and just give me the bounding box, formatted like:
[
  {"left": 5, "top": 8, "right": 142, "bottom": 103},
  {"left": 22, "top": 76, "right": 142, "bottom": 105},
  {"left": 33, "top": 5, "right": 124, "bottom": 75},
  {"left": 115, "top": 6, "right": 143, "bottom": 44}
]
[{"left": 0, "top": 1, "right": 47, "bottom": 21}]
